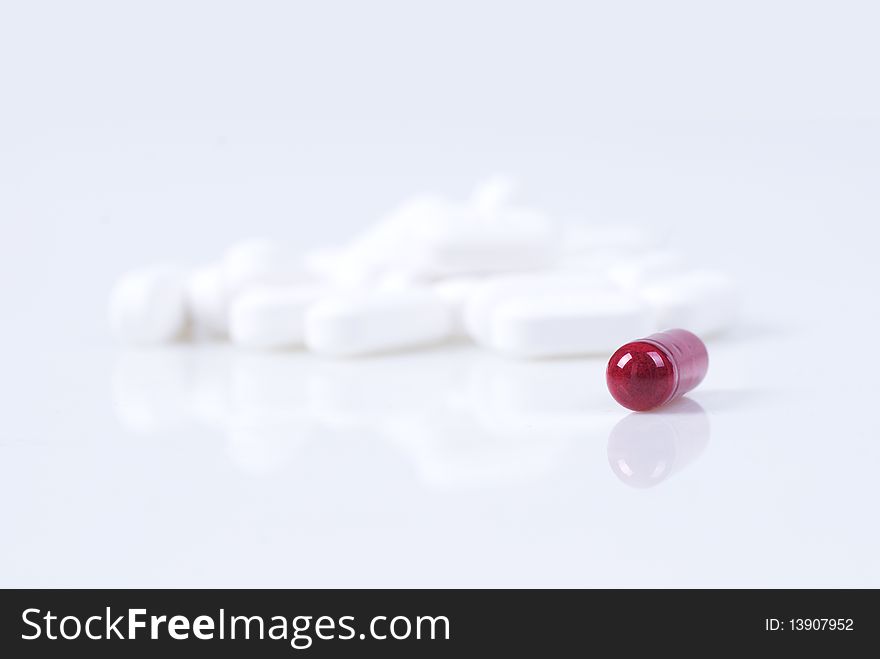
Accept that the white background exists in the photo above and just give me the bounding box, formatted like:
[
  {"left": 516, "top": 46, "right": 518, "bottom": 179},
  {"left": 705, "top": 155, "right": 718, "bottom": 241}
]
[{"left": 1, "top": 1, "right": 878, "bottom": 586}]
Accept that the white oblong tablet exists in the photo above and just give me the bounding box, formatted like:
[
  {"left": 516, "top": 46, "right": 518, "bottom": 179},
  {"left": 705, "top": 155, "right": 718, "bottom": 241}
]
[
  {"left": 430, "top": 276, "right": 487, "bottom": 338},
  {"left": 304, "top": 289, "right": 453, "bottom": 357},
  {"left": 638, "top": 270, "right": 740, "bottom": 336},
  {"left": 109, "top": 265, "right": 188, "bottom": 345},
  {"left": 304, "top": 245, "right": 385, "bottom": 289},
  {"left": 416, "top": 207, "right": 560, "bottom": 277},
  {"left": 489, "top": 289, "right": 653, "bottom": 358},
  {"left": 462, "top": 272, "right": 613, "bottom": 346},
  {"left": 343, "top": 195, "right": 452, "bottom": 276},
  {"left": 185, "top": 263, "right": 228, "bottom": 338},
  {"left": 222, "top": 238, "right": 311, "bottom": 298},
  {"left": 606, "top": 251, "right": 685, "bottom": 290},
  {"left": 561, "top": 223, "right": 658, "bottom": 254},
  {"left": 228, "top": 285, "right": 324, "bottom": 349},
  {"left": 470, "top": 174, "right": 517, "bottom": 215}
]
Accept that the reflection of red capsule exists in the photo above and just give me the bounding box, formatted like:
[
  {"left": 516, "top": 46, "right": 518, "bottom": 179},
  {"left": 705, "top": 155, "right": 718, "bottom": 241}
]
[
  {"left": 607, "top": 398, "right": 710, "bottom": 488},
  {"left": 606, "top": 329, "right": 708, "bottom": 411}
]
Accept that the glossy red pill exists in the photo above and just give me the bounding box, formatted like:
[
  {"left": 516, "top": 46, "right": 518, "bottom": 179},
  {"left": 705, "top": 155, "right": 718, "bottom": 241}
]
[{"left": 606, "top": 329, "right": 708, "bottom": 411}]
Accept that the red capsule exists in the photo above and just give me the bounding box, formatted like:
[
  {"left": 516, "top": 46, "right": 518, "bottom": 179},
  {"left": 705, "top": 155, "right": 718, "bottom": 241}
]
[{"left": 606, "top": 329, "right": 708, "bottom": 411}]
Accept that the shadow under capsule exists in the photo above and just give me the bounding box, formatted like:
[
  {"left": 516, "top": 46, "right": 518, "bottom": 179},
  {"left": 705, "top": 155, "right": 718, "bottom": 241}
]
[{"left": 607, "top": 397, "right": 710, "bottom": 489}]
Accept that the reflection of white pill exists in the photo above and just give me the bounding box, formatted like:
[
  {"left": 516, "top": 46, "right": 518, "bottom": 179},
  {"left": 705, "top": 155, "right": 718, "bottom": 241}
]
[
  {"left": 465, "top": 357, "right": 619, "bottom": 438},
  {"left": 187, "top": 346, "right": 234, "bottom": 430},
  {"left": 382, "top": 409, "right": 570, "bottom": 488},
  {"left": 229, "top": 286, "right": 324, "bottom": 349},
  {"left": 185, "top": 264, "right": 228, "bottom": 338},
  {"left": 489, "top": 290, "right": 653, "bottom": 358},
  {"left": 225, "top": 409, "right": 312, "bottom": 475},
  {"left": 222, "top": 238, "right": 310, "bottom": 297},
  {"left": 304, "top": 290, "right": 452, "bottom": 357},
  {"left": 109, "top": 265, "right": 188, "bottom": 345},
  {"left": 111, "top": 348, "right": 194, "bottom": 436},
  {"left": 306, "top": 349, "right": 462, "bottom": 429},
  {"left": 229, "top": 350, "right": 312, "bottom": 415},
  {"left": 639, "top": 270, "right": 739, "bottom": 336}
]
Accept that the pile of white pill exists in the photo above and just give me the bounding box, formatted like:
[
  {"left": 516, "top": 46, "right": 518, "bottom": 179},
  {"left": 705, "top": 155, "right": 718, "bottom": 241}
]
[{"left": 109, "top": 177, "right": 740, "bottom": 358}]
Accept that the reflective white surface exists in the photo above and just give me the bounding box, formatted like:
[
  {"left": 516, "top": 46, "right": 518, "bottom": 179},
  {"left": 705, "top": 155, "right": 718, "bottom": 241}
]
[
  {"left": 2, "top": 1, "right": 880, "bottom": 587},
  {"left": 2, "top": 321, "right": 879, "bottom": 586}
]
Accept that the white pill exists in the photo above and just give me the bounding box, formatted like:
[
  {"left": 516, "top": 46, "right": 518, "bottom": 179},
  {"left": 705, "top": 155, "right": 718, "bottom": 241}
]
[
  {"left": 373, "top": 269, "right": 431, "bottom": 292},
  {"left": 304, "top": 245, "right": 382, "bottom": 289},
  {"left": 638, "top": 270, "right": 740, "bottom": 336},
  {"left": 470, "top": 174, "right": 517, "bottom": 215},
  {"left": 347, "top": 196, "right": 559, "bottom": 278},
  {"left": 561, "top": 223, "right": 658, "bottom": 254},
  {"left": 229, "top": 285, "right": 324, "bottom": 349},
  {"left": 463, "top": 273, "right": 613, "bottom": 345},
  {"left": 222, "top": 238, "right": 311, "bottom": 297},
  {"left": 344, "top": 195, "right": 450, "bottom": 275},
  {"left": 606, "top": 251, "right": 685, "bottom": 290},
  {"left": 430, "top": 276, "right": 487, "bottom": 338},
  {"left": 304, "top": 289, "right": 453, "bottom": 357},
  {"left": 420, "top": 210, "right": 558, "bottom": 277},
  {"left": 109, "top": 265, "right": 188, "bottom": 345},
  {"left": 556, "top": 224, "right": 659, "bottom": 275},
  {"left": 489, "top": 289, "right": 654, "bottom": 358},
  {"left": 185, "top": 264, "right": 228, "bottom": 338}
]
